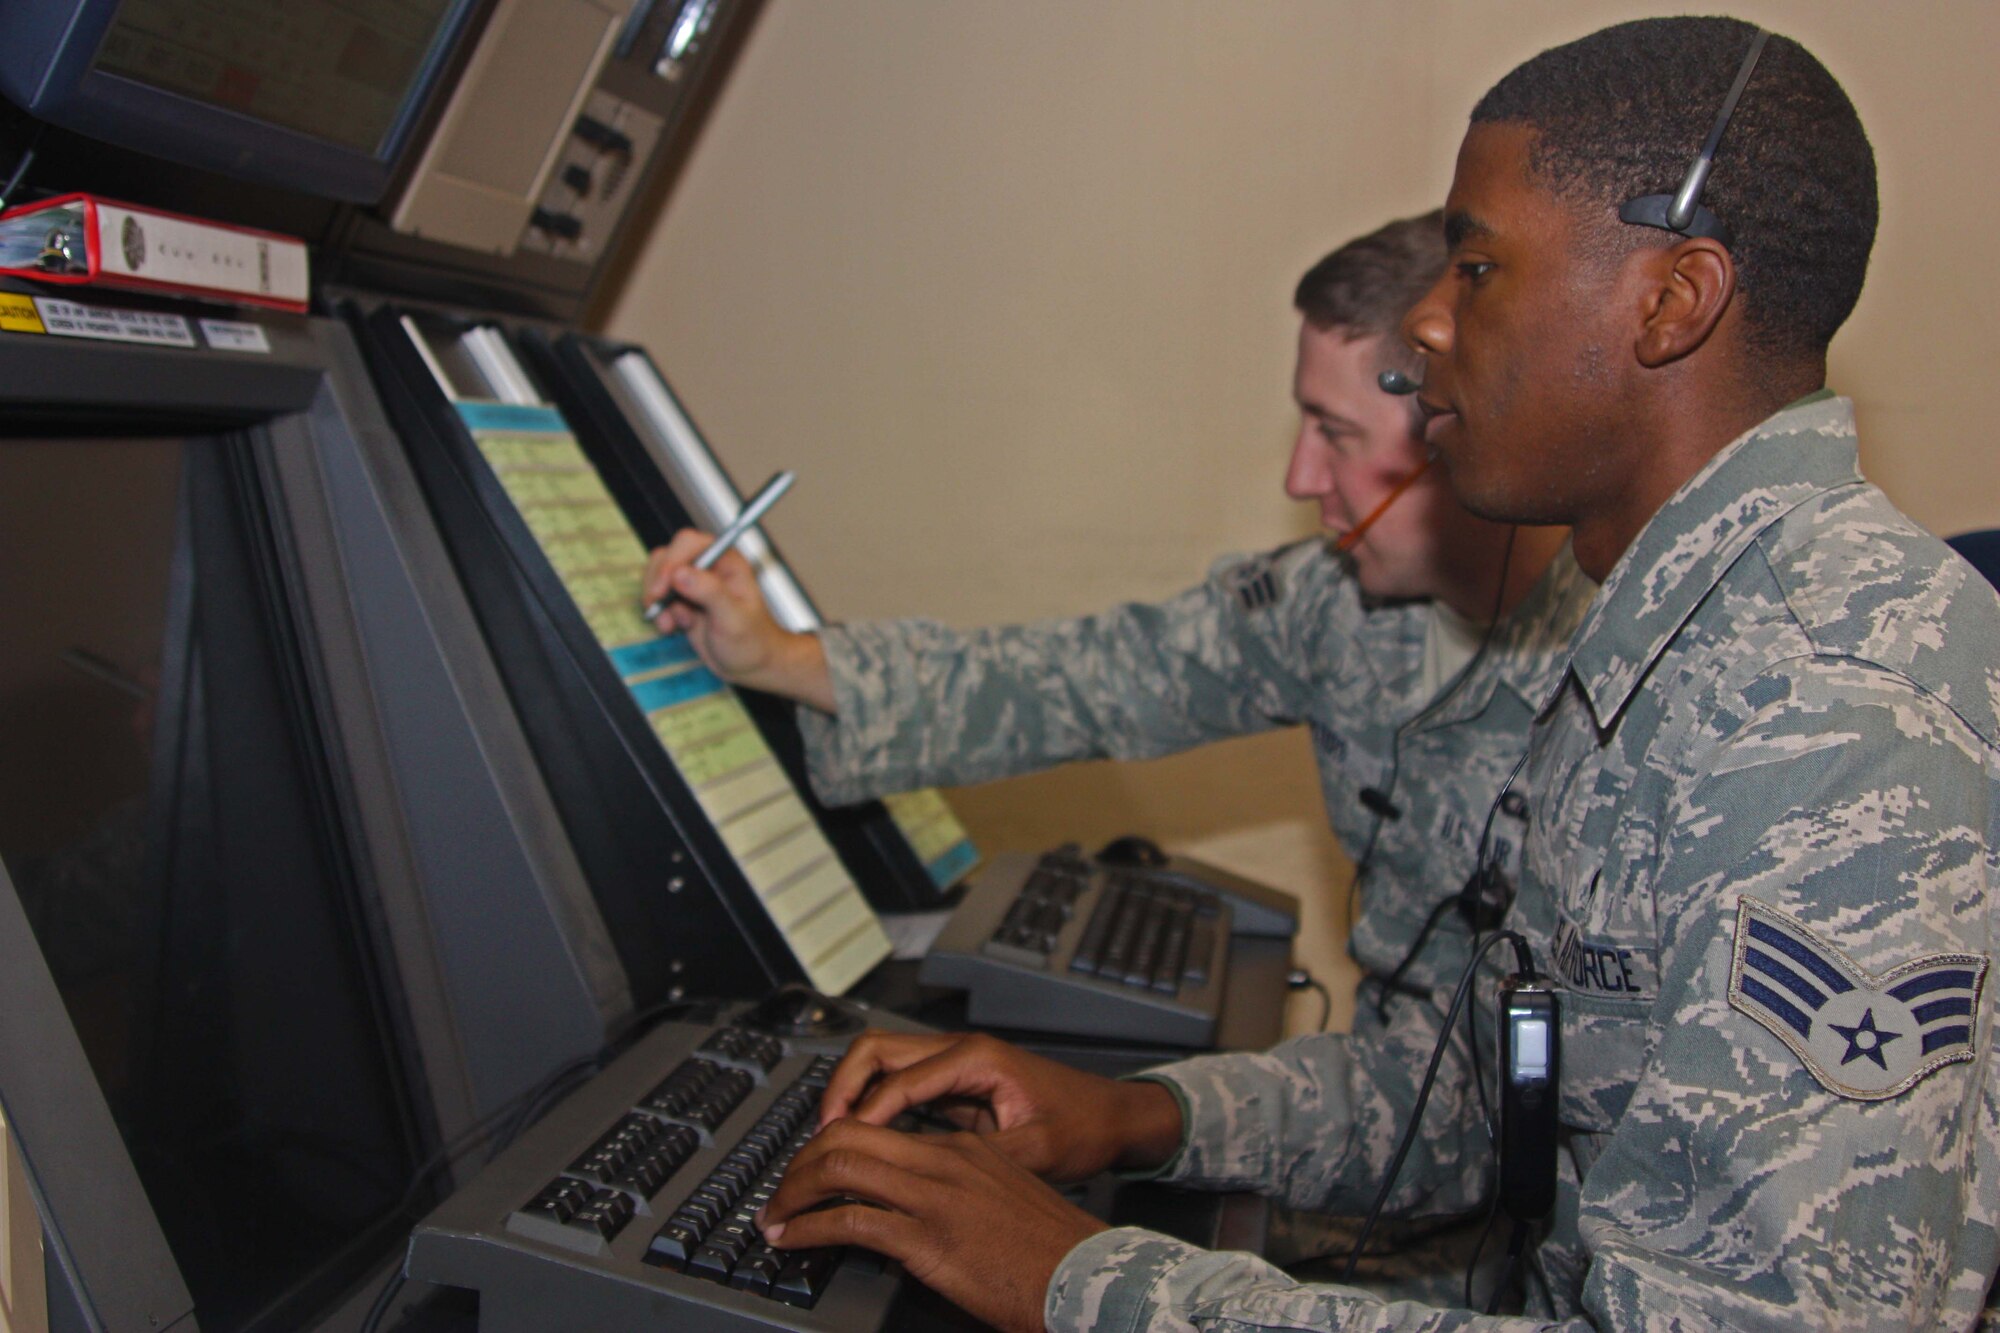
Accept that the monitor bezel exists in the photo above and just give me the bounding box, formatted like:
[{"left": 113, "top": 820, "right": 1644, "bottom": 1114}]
[
  {"left": 0, "top": 0, "right": 483, "bottom": 205},
  {"left": 0, "top": 857, "right": 194, "bottom": 1331}
]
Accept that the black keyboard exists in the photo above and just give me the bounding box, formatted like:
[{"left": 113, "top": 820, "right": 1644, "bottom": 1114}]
[
  {"left": 642, "top": 1051, "right": 837, "bottom": 1300},
  {"left": 920, "top": 848, "right": 1255, "bottom": 1047},
  {"left": 406, "top": 1003, "right": 929, "bottom": 1331},
  {"left": 985, "top": 851, "right": 1222, "bottom": 995}
]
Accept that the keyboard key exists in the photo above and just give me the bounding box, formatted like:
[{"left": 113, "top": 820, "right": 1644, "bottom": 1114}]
[
  {"left": 700, "top": 1027, "right": 747, "bottom": 1059},
  {"left": 701, "top": 1027, "right": 784, "bottom": 1073},
  {"left": 617, "top": 1157, "right": 669, "bottom": 1195},
  {"left": 567, "top": 1152, "right": 618, "bottom": 1184},
  {"left": 687, "top": 1244, "right": 736, "bottom": 1282},
  {"left": 730, "top": 1245, "right": 784, "bottom": 1296},
  {"left": 536, "top": 1176, "right": 588, "bottom": 1208},
  {"left": 1153, "top": 917, "right": 1191, "bottom": 993},
  {"left": 647, "top": 1134, "right": 696, "bottom": 1176},
  {"left": 1100, "top": 895, "right": 1145, "bottom": 976},
  {"left": 685, "top": 1099, "right": 733, "bottom": 1131},
  {"left": 645, "top": 1220, "right": 702, "bottom": 1267},
  {"left": 772, "top": 1247, "right": 843, "bottom": 1308},
  {"left": 1124, "top": 903, "right": 1166, "bottom": 985},
  {"left": 679, "top": 1195, "right": 724, "bottom": 1229},
  {"left": 519, "top": 1178, "right": 589, "bottom": 1223},
  {"left": 668, "top": 1206, "right": 713, "bottom": 1241},
  {"left": 1184, "top": 919, "right": 1216, "bottom": 984},
  {"left": 567, "top": 1191, "right": 633, "bottom": 1240}
]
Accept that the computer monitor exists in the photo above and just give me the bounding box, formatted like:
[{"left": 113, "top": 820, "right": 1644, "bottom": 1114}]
[
  {"left": 352, "top": 306, "right": 897, "bottom": 1006},
  {"left": 0, "top": 0, "right": 481, "bottom": 203},
  {"left": 0, "top": 431, "right": 438, "bottom": 1327}
]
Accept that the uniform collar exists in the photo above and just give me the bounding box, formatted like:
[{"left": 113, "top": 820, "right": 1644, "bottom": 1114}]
[
  {"left": 1416, "top": 541, "right": 1595, "bottom": 730},
  {"left": 1558, "top": 393, "right": 1862, "bottom": 730}
]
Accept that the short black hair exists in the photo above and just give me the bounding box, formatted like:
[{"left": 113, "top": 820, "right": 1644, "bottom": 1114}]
[
  {"left": 1471, "top": 17, "right": 1877, "bottom": 358},
  {"left": 1294, "top": 210, "right": 1446, "bottom": 340}
]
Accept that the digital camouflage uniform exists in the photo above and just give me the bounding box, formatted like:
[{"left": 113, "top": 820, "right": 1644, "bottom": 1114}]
[
  {"left": 801, "top": 539, "right": 1593, "bottom": 1016},
  {"left": 1047, "top": 395, "right": 2000, "bottom": 1329},
  {"left": 797, "top": 530, "right": 1592, "bottom": 1301}
]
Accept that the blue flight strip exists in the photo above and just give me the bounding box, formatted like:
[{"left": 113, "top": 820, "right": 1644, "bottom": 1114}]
[
  {"left": 455, "top": 401, "right": 569, "bottom": 434},
  {"left": 927, "top": 841, "right": 980, "bottom": 888},
  {"left": 608, "top": 636, "right": 727, "bottom": 713}
]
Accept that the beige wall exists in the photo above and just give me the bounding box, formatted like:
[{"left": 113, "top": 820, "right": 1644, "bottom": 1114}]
[
  {"left": 0, "top": 1111, "right": 46, "bottom": 1333},
  {"left": 605, "top": 1, "right": 2000, "bottom": 1032}
]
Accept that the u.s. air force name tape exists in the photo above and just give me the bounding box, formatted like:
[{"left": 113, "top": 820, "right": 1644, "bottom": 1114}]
[{"left": 1728, "top": 896, "right": 1986, "bottom": 1100}]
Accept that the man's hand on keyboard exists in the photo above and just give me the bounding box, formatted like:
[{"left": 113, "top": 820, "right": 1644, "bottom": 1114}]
[
  {"left": 641, "top": 529, "right": 834, "bottom": 711},
  {"left": 816, "top": 1030, "right": 1184, "bottom": 1182},
  {"left": 757, "top": 1118, "right": 1106, "bottom": 1333}
]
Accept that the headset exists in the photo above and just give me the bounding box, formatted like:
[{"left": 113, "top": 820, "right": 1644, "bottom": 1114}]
[{"left": 1378, "top": 26, "right": 1770, "bottom": 404}]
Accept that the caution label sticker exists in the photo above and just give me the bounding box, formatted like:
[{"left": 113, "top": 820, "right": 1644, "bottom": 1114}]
[{"left": 0, "top": 293, "right": 46, "bottom": 334}]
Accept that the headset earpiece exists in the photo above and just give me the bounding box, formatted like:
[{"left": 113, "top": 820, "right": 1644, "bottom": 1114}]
[{"left": 1619, "top": 28, "right": 1769, "bottom": 248}]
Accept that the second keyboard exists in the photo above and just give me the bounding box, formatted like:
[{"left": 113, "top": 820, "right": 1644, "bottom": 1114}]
[{"left": 918, "top": 848, "right": 1235, "bottom": 1047}]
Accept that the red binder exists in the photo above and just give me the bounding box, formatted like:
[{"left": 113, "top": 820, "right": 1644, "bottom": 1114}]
[{"left": 0, "top": 192, "right": 309, "bottom": 312}]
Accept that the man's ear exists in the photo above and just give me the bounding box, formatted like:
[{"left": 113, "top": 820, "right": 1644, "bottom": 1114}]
[{"left": 1633, "top": 238, "right": 1736, "bottom": 369}]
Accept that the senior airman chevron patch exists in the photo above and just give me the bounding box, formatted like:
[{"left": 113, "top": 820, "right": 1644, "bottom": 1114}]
[{"left": 1728, "top": 897, "right": 1987, "bottom": 1100}]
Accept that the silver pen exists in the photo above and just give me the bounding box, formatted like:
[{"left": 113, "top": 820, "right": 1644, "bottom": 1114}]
[{"left": 641, "top": 470, "right": 796, "bottom": 622}]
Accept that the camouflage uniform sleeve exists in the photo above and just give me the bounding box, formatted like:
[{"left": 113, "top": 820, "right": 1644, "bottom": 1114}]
[
  {"left": 795, "top": 543, "right": 1351, "bottom": 805},
  {"left": 1126, "top": 1017, "right": 1489, "bottom": 1223},
  {"left": 1561, "top": 658, "right": 1996, "bottom": 1329},
  {"left": 1045, "top": 1229, "right": 1559, "bottom": 1331}
]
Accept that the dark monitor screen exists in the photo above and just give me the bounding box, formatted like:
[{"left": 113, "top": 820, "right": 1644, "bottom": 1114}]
[
  {"left": 94, "top": 0, "right": 457, "bottom": 155},
  {"left": 0, "top": 0, "right": 478, "bottom": 203},
  {"left": 0, "top": 435, "right": 435, "bottom": 1327}
]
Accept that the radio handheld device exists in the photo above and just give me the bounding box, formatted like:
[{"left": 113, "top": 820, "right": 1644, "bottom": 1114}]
[{"left": 1497, "top": 976, "right": 1560, "bottom": 1222}]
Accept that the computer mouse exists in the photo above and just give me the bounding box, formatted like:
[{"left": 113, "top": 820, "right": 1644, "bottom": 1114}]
[
  {"left": 1096, "top": 834, "right": 1169, "bottom": 868},
  {"left": 741, "top": 983, "right": 864, "bottom": 1038}
]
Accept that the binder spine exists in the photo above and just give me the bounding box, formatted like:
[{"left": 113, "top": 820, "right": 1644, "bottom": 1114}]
[{"left": 0, "top": 193, "right": 309, "bottom": 312}]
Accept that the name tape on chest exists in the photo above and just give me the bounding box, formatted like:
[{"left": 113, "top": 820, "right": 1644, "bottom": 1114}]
[
  {"left": 1728, "top": 897, "right": 1987, "bottom": 1100},
  {"left": 1552, "top": 910, "right": 1659, "bottom": 999}
]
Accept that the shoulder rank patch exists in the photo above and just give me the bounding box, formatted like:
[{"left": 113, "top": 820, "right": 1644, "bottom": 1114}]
[
  {"left": 1728, "top": 897, "right": 1987, "bottom": 1100},
  {"left": 1227, "top": 558, "right": 1282, "bottom": 613}
]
